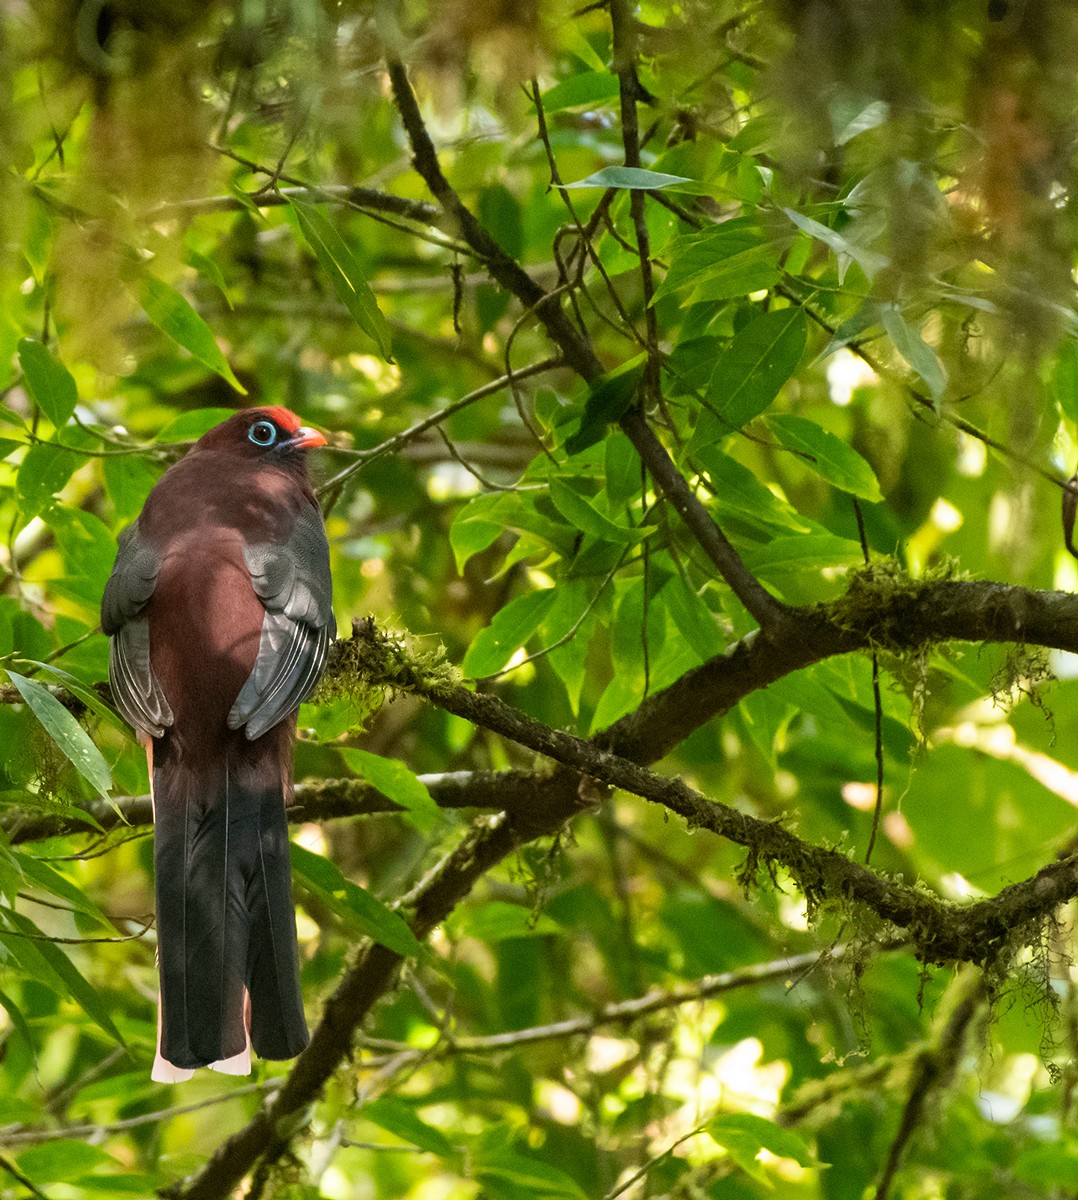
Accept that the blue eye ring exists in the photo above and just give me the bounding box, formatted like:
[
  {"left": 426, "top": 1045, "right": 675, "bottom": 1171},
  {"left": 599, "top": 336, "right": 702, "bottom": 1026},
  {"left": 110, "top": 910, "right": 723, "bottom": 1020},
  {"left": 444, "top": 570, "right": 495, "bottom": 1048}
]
[{"left": 248, "top": 420, "right": 278, "bottom": 447}]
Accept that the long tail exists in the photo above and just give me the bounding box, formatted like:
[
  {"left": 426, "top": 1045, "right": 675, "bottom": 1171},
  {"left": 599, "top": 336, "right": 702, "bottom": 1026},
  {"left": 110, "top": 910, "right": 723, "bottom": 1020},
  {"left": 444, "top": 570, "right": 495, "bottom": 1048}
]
[{"left": 150, "top": 738, "right": 309, "bottom": 1077}]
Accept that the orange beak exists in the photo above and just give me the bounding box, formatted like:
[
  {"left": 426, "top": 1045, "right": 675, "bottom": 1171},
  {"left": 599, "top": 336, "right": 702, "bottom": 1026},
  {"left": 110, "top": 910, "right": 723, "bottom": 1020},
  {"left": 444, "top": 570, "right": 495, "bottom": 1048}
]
[{"left": 289, "top": 426, "right": 327, "bottom": 449}]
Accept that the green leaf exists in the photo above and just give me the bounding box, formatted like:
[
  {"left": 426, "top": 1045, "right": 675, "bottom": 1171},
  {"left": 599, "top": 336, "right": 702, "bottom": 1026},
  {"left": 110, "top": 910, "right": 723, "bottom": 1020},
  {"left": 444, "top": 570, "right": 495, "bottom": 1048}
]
[
  {"left": 7, "top": 669, "right": 112, "bottom": 796},
  {"left": 11, "top": 848, "right": 112, "bottom": 927},
  {"left": 745, "top": 533, "right": 865, "bottom": 573},
  {"left": 655, "top": 218, "right": 789, "bottom": 304},
  {"left": 659, "top": 575, "right": 724, "bottom": 660},
  {"left": 474, "top": 1146, "right": 587, "bottom": 1199},
  {"left": 479, "top": 183, "right": 525, "bottom": 259},
  {"left": 341, "top": 747, "right": 442, "bottom": 831},
  {"left": 1052, "top": 338, "right": 1078, "bottom": 424},
  {"left": 0, "top": 983, "right": 34, "bottom": 1051},
  {"left": 881, "top": 302, "right": 948, "bottom": 404},
  {"left": 539, "top": 71, "right": 620, "bottom": 112},
  {"left": 707, "top": 1112, "right": 814, "bottom": 1170},
  {"left": 103, "top": 451, "right": 160, "bottom": 523},
  {"left": 783, "top": 205, "right": 889, "bottom": 282},
  {"left": 548, "top": 477, "right": 646, "bottom": 544},
  {"left": 42, "top": 506, "right": 118, "bottom": 607},
  {"left": 766, "top": 413, "right": 883, "bottom": 501},
  {"left": 155, "top": 407, "right": 237, "bottom": 442},
  {"left": 27, "top": 663, "right": 129, "bottom": 736},
  {"left": 562, "top": 166, "right": 694, "bottom": 190},
  {"left": 462, "top": 589, "right": 557, "bottom": 677},
  {"left": 16, "top": 1140, "right": 116, "bottom": 1184},
  {"left": 185, "top": 247, "right": 233, "bottom": 307},
  {"left": 15, "top": 441, "right": 82, "bottom": 519},
  {"left": 565, "top": 354, "right": 646, "bottom": 456},
  {"left": 450, "top": 493, "right": 505, "bottom": 572},
  {"left": 605, "top": 431, "right": 640, "bottom": 508},
  {"left": 0, "top": 911, "right": 124, "bottom": 1044},
  {"left": 691, "top": 445, "right": 812, "bottom": 537},
  {"left": 362, "top": 1097, "right": 457, "bottom": 1158},
  {"left": 453, "top": 900, "right": 563, "bottom": 942},
  {"left": 543, "top": 579, "right": 596, "bottom": 714},
  {"left": 290, "top": 198, "right": 393, "bottom": 359},
  {"left": 1014, "top": 1143, "right": 1078, "bottom": 1188},
  {"left": 137, "top": 274, "right": 247, "bottom": 393},
  {"left": 832, "top": 96, "right": 889, "bottom": 145},
  {"left": 17, "top": 339, "right": 78, "bottom": 428},
  {"left": 290, "top": 843, "right": 422, "bottom": 958},
  {"left": 690, "top": 308, "right": 807, "bottom": 449}
]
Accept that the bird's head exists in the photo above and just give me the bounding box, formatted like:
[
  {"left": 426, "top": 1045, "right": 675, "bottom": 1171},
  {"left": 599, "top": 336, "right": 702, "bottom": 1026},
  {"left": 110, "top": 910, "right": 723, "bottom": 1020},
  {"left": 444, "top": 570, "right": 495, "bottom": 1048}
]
[{"left": 196, "top": 407, "right": 328, "bottom": 462}]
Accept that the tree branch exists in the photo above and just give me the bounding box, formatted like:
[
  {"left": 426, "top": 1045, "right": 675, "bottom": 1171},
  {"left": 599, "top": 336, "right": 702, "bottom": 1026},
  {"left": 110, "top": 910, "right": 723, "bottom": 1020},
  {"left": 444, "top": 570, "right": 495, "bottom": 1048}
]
[
  {"left": 340, "top": 614, "right": 1078, "bottom": 969},
  {"left": 3, "top": 769, "right": 549, "bottom": 844},
  {"left": 383, "top": 51, "right": 788, "bottom": 633},
  {"left": 128, "top": 558, "right": 1078, "bottom": 1197},
  {"left": 370, "top": 941, "right": 904, "bottom": 1060}
]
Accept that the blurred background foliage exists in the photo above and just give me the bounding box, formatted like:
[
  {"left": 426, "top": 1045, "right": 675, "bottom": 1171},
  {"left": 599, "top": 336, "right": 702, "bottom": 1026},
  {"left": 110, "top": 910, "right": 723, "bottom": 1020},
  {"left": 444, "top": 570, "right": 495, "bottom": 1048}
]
[{"left": 0, "top": 0, "right": 1076, "bottom": 1197}]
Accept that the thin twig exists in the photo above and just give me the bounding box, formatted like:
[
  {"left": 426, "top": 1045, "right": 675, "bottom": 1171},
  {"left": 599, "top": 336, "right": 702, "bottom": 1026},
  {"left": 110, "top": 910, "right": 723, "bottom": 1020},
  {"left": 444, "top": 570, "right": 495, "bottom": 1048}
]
[
  {"left": 0, "top": 1152, "right": 51, "bottom": 1199},
  {"left": 0, "top": 1081, "right": 279, "bottom": 1148},
  {"left": 316, "top": 357, "right": 564, "bottom": 501}
]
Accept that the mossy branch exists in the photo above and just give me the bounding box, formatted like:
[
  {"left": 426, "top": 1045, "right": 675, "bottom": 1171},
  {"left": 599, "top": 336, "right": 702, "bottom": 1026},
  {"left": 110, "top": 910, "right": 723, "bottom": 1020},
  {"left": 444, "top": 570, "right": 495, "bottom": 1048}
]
[{"left": 338, "top": 615, "right": 1078, "bottom": 973}]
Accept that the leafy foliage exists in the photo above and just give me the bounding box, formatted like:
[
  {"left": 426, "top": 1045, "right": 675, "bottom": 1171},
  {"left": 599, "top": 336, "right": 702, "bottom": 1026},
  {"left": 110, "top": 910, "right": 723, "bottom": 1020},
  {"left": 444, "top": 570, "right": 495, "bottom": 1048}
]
[{"left": 0, "top": 2, "right": 1076, "bottom": 1198}]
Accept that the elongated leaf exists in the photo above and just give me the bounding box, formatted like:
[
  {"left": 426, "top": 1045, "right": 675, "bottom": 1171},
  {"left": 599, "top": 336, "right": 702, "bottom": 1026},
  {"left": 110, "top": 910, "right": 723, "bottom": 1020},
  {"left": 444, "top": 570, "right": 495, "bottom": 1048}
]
[
  {"left": 137, "top": 275, "right": 247, "bottom": 393},
  {"left": 832, "top": 97, "right": 889, "bottom": 145},
  {"left": 707, "top": 1112, "right": 814, "bottom": 1168},
  {"left": 341, "top": 747, "right": 442, "bottom": 830},
  {"left": 12, "top": 848, "right": 112, "bottom": 927},
  {"left": 362, "top": 1097, "right": 457, "bottom": 1158},
  {"left": 690, "top": 308, "right": 806, "bottom": 450},
  {"left": 539, "top": 71, "right": 620, "bottom": 112},
  {"left": 18, "top": 339, "right": 78, "bottom": 427},
  {"left": 290, "top": 843, "right": 421, "bottom": 958},
  {"left": 881, "top": 303, "right": 948, "bottom": 404},
  {"left": 15, "top": 1139, "right": 116, "bottom": 1183},
  {"left": 453, "top": 900, "right": 563, "bottom": 942},
  {"left": 290, "top": 198, "right": 393, "bottom": 358},
  {"left": 783, "top": 205, "right": 888, "bottom": 282},
  {"left": 655, "top": 216, "right": 789, "bottom": 304},
  {"left": 186, "top": 247, "right": 233, "bottom": 307},
  {"left": 474, "top": 1145, "right": 587, "bottom": 1199},
  {"left": 562, "top": 166, "right": 694, "bottom": 190},
  {"left": 7, "top": 670, "right": 112, "bottom": 796},
  {"left": 0, "top": 984, "right": 33, "bottom": 1051},
  {"left": 766, "top": 413, "right": 883, "bottom": 501},
  {"left": 658, "top": 575, "right": 724, "bottom": 660},
  {"left": 744, "top": 533, "right": 865, "bottom": 572},
  {"left": 1052, "top": 338, "right": 1078, "bottom": 424},
  {"left": 691, "top": 445, "right": 812, "bottom": 537},
  {"left": 155, "top": 406, "right": 237, "bottom": 443},
  {"left": 0, "top": 911, "right": 124, "bottom": 1044},
  {"left": 462, "top": 589, "right": 557, "bottom": 677},
  {"left": 564, "top": 354, "right": 645, "bottom": 456},
  {"left": 548, "top": 477, "right": 646, "bottom": 544}
]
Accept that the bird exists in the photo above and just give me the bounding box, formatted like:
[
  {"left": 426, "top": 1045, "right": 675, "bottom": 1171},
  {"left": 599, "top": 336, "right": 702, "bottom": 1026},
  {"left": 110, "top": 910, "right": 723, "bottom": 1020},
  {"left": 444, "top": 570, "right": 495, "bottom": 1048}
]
[{"left": 101, "top": 407, "right": 335, "bottom": 1082}]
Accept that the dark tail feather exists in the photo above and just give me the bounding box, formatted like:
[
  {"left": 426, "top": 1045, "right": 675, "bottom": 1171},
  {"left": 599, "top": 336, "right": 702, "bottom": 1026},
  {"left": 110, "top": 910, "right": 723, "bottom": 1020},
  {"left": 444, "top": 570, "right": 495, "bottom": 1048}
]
[
  {"left": 245, "top": 781, "right": 309, "bottom": 1060},
  {"left": 153, "top": 741, "right": 309, "bottom": 1072}
]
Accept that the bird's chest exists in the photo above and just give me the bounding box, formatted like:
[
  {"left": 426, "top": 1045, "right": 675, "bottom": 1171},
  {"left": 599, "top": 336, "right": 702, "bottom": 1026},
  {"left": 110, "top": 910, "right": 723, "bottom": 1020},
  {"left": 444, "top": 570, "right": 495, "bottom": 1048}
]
[{"left": 148, "top": 531, "right": 265, "bottom": 724}]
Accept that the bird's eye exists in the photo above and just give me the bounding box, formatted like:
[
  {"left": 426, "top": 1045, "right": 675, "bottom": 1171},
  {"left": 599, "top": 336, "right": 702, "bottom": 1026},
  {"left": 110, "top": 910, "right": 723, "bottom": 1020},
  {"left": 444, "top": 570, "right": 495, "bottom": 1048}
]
[{"left": 248, "top": 420, "right": 278, "bottom": 447}]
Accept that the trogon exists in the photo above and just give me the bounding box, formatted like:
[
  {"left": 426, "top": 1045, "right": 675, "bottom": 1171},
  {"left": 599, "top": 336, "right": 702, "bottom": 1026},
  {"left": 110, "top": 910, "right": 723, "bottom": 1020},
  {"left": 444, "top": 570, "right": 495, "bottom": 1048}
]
[{"left": 102, "top": 407, "right": 334, "bottom": 1081}]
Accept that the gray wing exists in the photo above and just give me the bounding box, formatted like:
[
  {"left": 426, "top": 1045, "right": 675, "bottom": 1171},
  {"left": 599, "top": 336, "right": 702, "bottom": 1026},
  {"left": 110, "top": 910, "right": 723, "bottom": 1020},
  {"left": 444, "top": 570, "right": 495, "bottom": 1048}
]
[
  {"left": 228, "top": 502, "right": 335, "bottom": 741},
  {"left": 101, "top": 523, "right": 173, "bottom": 738}
]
